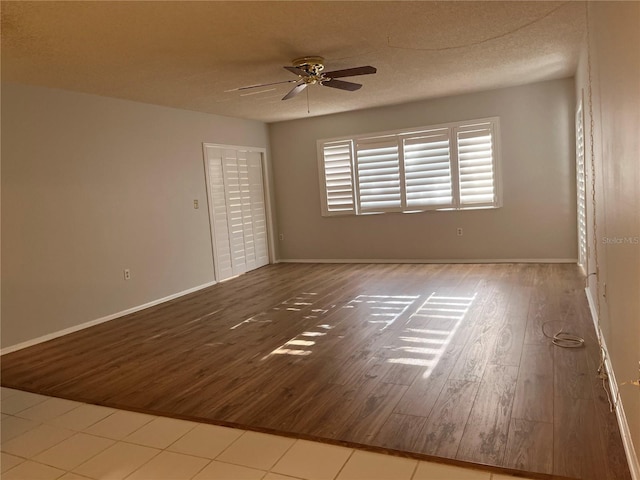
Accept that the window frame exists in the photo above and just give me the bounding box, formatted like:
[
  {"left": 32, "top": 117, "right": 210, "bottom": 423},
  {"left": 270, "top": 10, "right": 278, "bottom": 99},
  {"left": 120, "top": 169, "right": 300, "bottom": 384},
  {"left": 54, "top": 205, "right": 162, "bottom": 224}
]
[{"left": 317, "top": 117, "right": 502, "bottom": 217}]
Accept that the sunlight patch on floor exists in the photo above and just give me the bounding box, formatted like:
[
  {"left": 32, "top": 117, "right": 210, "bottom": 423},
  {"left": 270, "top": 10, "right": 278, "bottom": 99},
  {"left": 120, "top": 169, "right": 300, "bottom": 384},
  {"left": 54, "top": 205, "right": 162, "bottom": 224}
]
[{"left": 388, "top": 292, "right": 476, "bottom": 378}]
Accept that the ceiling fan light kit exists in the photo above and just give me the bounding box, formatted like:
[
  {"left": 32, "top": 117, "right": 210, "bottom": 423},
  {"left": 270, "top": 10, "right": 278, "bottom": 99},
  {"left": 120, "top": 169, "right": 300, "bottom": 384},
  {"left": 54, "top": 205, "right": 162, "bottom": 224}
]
[{"left": 232, "top": 56, "right": 377, "bottom": 101}]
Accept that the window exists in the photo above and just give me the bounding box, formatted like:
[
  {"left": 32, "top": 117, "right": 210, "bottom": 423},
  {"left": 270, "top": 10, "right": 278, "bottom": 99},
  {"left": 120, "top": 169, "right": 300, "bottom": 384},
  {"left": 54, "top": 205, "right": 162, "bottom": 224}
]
[{"left": 318, "top": 117, "right": 501, "bottom": 216}]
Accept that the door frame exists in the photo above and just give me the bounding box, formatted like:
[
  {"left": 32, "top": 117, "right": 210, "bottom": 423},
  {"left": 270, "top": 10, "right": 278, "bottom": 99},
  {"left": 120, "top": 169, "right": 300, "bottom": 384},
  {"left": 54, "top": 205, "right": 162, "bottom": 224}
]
[{"left": 202, "top": 143, "right": 276, "bottom": 282}]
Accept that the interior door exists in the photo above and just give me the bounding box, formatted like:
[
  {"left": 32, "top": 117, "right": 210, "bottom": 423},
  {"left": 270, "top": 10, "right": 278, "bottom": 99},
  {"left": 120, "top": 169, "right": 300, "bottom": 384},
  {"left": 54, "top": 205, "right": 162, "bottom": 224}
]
[
  {"left": 203, "top": 146, "right": 233, "bottom": 281},
  {"left": 204, "top": 145, "right": 269, "bottom": 282},
  {"left": 222, "top": 149, "right": 247, "bottom": 276},
  {"left": 247, "top": 151, "right": 269, "bottom": 268},
  {"left": 238, "top": 152, "right": 257, "bottom": 271}
]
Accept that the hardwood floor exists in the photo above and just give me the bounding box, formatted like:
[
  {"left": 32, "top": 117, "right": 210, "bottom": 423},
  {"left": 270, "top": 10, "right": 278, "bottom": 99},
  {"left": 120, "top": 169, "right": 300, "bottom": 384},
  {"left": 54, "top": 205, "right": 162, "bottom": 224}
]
[{"left": 1, "top": 263, "right": 631, "bottom": 480}]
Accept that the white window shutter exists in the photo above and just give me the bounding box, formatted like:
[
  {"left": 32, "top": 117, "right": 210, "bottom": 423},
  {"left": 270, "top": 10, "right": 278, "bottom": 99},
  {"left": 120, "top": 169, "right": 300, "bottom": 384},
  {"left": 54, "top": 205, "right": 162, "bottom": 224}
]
[
  {"left": 317, "top": 117, "right": 500, "bottom": 216},
  {"left": 456, "top": 123, "right": 496, "bottom": 206},
  {"left": 321, "top": 141, "right": 355, "bottom": 215},
  {"left": 356, "top": 138, "right": 402, "bottom": 212},
  {"left": 403, "top": 131, "right": 453, "bottom": 209},
  {"left": 576, "top": 100, "right": 587, "bottom": 268}
]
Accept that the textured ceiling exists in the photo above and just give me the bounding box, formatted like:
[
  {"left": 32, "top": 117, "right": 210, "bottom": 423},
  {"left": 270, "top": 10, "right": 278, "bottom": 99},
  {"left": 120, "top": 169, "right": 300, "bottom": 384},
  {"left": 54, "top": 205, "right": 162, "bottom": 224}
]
[{"left": 1, "top": 1, "right": 586, "bottom": 123}]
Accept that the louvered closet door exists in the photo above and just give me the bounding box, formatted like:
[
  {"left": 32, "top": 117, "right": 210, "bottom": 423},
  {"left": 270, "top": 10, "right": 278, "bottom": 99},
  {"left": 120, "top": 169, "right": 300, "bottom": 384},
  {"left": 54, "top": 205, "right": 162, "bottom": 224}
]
[
  {"left": 204, "top": 147, "right": 234, "bottom": 281},
  {"left": 237, "top": 152, "right": 257, "bottom": 271},
  {"left": 223, "top": 150, "right": 247, "bottom": 276},
  {"left": 205, "top": 145, "right": 269, "bottom": 282},
  {"left": 247, "top": 152, "right": 269, "bottom": 268}
]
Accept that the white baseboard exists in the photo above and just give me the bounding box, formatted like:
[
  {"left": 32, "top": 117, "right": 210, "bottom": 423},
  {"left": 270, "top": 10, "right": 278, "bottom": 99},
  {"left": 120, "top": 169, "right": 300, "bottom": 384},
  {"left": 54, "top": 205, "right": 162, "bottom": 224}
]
[
  {"left": 278, "top": 258, "right": 578, "bottom": 264},
  {"left": 1, "top": 280, "right": 218, "bottom": 356},
  {"left": 585, "top": 287, "right": 640, "bottom": 480}
]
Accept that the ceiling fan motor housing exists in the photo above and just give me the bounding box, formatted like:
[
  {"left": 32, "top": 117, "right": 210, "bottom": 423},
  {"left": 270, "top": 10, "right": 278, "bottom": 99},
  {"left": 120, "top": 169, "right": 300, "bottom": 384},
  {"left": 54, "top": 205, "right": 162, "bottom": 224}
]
[{"left": 292, "top": 56, "right": 326, "bottom": 77}]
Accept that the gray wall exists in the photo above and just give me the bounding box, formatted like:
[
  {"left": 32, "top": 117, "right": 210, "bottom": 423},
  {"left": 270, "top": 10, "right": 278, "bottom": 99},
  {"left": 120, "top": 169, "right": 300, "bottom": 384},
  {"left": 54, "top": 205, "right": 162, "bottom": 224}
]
[
  {"left": 269, "top": 78, "right": 577, "bottom": 262},
  {"left": 1, "top": 83, "right": 270, "bottom": 348},
  {"left": 576, "top": 2, "right": 640, "bottom": 470}
]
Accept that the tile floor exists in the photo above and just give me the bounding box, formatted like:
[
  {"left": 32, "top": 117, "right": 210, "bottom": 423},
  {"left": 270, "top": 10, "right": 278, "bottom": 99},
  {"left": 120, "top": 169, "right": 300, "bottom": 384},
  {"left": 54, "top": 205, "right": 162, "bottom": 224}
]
[{"left": 1, "top": 387, "right": 536, "bottom": 480}]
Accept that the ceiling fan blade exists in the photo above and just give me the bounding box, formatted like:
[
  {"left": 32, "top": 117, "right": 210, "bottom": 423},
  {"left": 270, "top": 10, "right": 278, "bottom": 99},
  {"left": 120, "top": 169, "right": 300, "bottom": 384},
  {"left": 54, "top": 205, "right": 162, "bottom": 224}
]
[
  {"left": 323, "top": 66, "right": 377, "bottom": 79},
  {"left": 226, "top": 79, "right": 298, "bottom": 92},
  {"left": 284, "top": 66, "right": 311, "bottom": 77},
  {"left": 282, "top": 83, "right": 308, "bottom": 100},
  {"left": 321, "top": 79, "right": 362, "bottom": 92}
]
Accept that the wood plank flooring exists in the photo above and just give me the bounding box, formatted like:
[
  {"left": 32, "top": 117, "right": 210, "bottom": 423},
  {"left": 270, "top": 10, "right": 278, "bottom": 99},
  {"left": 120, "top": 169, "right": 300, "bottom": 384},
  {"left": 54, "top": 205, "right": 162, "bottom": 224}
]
[{"left": 1, "top": 263, "right": 631, "bottom": 480}]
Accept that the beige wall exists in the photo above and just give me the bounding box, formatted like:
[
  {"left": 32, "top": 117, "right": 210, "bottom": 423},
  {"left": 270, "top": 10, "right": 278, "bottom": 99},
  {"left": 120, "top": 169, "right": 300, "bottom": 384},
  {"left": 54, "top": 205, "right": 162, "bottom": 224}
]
[
  {"left": 576, "top": 2, "right": 640, "bottom": 470},
  {"left": 1, "top": 83, "right": 270, "bottom": 349},
  {"left": 269, "top": 78, "right": 577, "bottom": 261}
]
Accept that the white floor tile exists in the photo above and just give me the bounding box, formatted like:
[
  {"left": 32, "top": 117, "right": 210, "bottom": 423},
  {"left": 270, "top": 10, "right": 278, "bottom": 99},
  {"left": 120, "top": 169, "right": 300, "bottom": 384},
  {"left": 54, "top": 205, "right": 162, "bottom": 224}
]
[
  {"left": 0, "top": 390, "right": 50, "bottom": 415},
  {"left": 1, "top": 388, "right": 20, "bottom": 399},
  {"left": 125, "top": 450, "right": 209, "bottom": 480},
  {"left": 34, "top": 432, "right": 115, "bottom": 471},
  {"left": 272, "top": 439, "right": 353, "bottom": 480},
  {"left": 48, "top": 404, "right": 116, "bottom": 431},
  {"left": 17, "top": 397, "right": 83, "bottom": 422},
  {"left": 336, "top": 450, "right": 417, "bottom": 480},
  {"left": 216, "top": 431, "right": 295, "bottom": 471},
  {"left": 192, "top": 460, "right": 265, "bottom": 480},
  {"left": 58, "top": 473, "right": 94, "bottom": 480},
  {"left": 491, "top": 474, "right": 537, "bottom": 480},
  {"left": 1, "top": 423, "right": 74, "bottom": 458},
  {"left": 74, "top": 441, "right": 160, "bottom": 480},
  {"left": 2, "top": 460, "right": 65, "bottom": 480},
  {"left": 123, "top": 416, "right": 196, "bottom": 449},
  {"left": 1, "top": 452, "right": 25, "bottom": 473},
  {"left": 413, "top": 461, "right": 491, "bottom": 479},
  {"left": 263, "top": 474, "right": 304, "bottom": 480},
  {"left": 0, "top": 391, "right": 522, "bottom": 480},
  {"left": 84, "top": 410, "right": 154, "bottom": 440},
  {"left": 1, "top": 414, "right": 41, "bottom": 442},
  {"left": 167, "top": 423, "right": 244, "bottom": 459}
]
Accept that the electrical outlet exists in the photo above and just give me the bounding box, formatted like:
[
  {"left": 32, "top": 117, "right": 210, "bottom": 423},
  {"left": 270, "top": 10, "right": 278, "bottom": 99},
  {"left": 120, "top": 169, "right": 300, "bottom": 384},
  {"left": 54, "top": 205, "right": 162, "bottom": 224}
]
[
  {"left": 123, "top": 269, "right": 131, "bottom": 280},
  {"left": 193, "top": 199, "right": 199, "bottom": 209},
  {"left": 456, "top": 227, "right": 463, "bottom": 236},
  {"left": 279, "top": 233, "right": 284, "bottom": 241}
]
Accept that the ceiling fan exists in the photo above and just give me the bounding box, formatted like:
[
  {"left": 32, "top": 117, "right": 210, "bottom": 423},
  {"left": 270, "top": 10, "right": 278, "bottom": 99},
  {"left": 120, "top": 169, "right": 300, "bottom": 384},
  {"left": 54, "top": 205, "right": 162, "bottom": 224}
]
[{"left": 229, "top": 56, "right": 377, "bottom": 100}]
